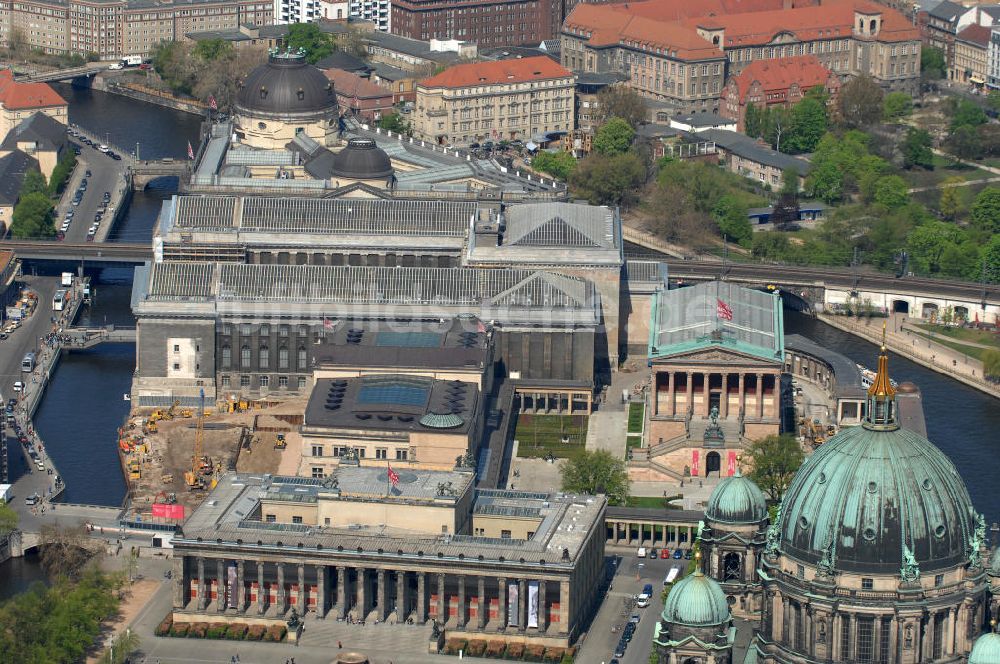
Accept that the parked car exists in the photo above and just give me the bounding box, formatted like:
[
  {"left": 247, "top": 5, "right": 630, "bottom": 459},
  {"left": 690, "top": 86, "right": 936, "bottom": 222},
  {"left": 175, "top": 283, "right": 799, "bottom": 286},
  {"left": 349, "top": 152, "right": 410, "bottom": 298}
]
[
  {"left": 25, "top": 493, "right": 39, "bottom": 506},
  {"left": 684, "top": 549, "right": 693, "bottom": 560},
  {"left": 661, "top": 548, "right": 671, "bottom": 559},
  {"left": 648, "top": 548, "right": 658, "bottom": 559},
  {"left": 673, "top": 549, "right": 684, "bottom": 559},
  {"left": 85, "top": 169, "right": 92, "bottom": 177},
  {"left": 13, "top": 381, "right": 24, "bottom": 392}
]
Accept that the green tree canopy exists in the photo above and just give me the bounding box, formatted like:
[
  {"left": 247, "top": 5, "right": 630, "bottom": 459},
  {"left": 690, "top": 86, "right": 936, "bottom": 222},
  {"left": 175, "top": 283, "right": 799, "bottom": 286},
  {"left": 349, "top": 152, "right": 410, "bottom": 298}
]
[
  {"left": 947, "top": 125, "right": 981, "bottom": 161},
  {"left": 531, "top": 150, "right": 577, "bottom": 181},
  {"left": 873, "top": 175, "right": 910, "bottom": 210},
  {"left": 921, "top": 46, "right": 946, "bottom": 80},
  {"left": 286, "top": 22, "right": 335, "bottom": 64},
  {"left": 193, "top": 38, "right": 233, "bottom": 62},
  {"left": 10, "top": 192, "right": 54, "bottom": 239},
  {"left": 377, "top": 112, "right": 411, "bottom": 135},
  {"left": 559, "top": 449, "right": 630, "bottom": 505},
  {"left": 20, "top": 168, "right": 47, "bottom": 197},
  {"left": 780, "top": 168, "right": 800, "bottom": 196},
  {"left": 741, "top": 434, "right": 804, "bottom": 501},
  {"left": 907, "top": 220, "right": 962, "bottom": 274},
  {"left": 712, "top": 194, "right": 753, "bottom": 246},
  {"left": 970, "top": 187, "right": 1000, "bottom": 233},
  {"left": 986, "top": 235, "right": 1000, "bottom": 284},
  {"left": 0, "top": 500, "right": 17, "bottom": 535},
  {"left": 983, "top": 348, "right": 1000, "bottom": 379},
  {"left": 47, "top": 151, "right": 77, "bottom": 195},
  {"left": 592, "top": 117, "right": 636, "bottom": 156},
  {"left": 744, "top": 102, "right": 764, "bottom": 140},
  {"left": 593, "top": 85, "right": 648, "bottom": 129},
  {"left": 569, "top": 151, "right": 645, "bottom": 206},
  {"left": 901, "top": 127, "right": 934, "bottom": 170},
  {"left": 938, "top": 176, "right": 964, "bottom": 220},
  {"left": 783, "top": 96, "right": 827, "bottom": 153},
  {"left": 882, "top": 91, "right": 913, "bottom": 122},
  {"left": 950, "top": 99, "right": 988, "bottom": 131},
  {"left": 837, "top": 75, "right": 884, "bottom": 128}
]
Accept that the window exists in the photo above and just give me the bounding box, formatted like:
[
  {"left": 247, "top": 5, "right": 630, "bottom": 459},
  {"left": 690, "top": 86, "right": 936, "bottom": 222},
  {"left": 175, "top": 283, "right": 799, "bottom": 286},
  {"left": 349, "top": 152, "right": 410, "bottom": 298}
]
[
  {"left": 857, "top": 616, "right": 875, "bottom": 662},
  {"left": 221, "top": 375, "right": 231, "bottom": 388},
  {"left": 297, "top": 376, "right": 307, "bottom": 389},
  {"left": 500, "top": 529, "right": 512, "bottom": 539},
  {"left": 259, "top": 375, "right": 269, "bottom": 388},
  {"left": 240, "top": 345, "right": 251, "bottom": 368},
  {"left": 311, "top": 444, "right": 324, "bottom": 457},
  {"left": 221, "top": 345, "right": 231, "bottom": 369},
  {"left": 278, "top": 347, "right": 289, "bottom": 369},
  {"left": 173, "top": 344, "right": 180, "bottom": 352},
  {"left": 311, "top": 466, "right": 325, "bottom": 478},
  {"left": 396, "top": 449, "right": 408, "bottom": 460},
  {"left": 259, "top": 346, "right": 269, "bottom": 368},
  {"left": 292, "top": 516, "right": 303, "bottom": 524},
  {"left": 240, "top": 324, "right": 252, "bottom": 336},
  {"left": 278, "top": 376, "right": 288, "bottom": 388},
  {"left": 172, "top": 363, "right": 180, "bottom": 371},
  {"left": 259, "top": 324, "right": 269, "bottom": 336},
  {"left": 297, "top": 347, "right": 307, "bottom": 370},
  {"left": 796, "top": 564, "right": 804, "bottom": 578},
  {"left": 934, "top": 574, "right": 944, "bottom": 587},
  {"left": 375, "top": 448, "right": 387, "bottom": 460},
  {"left": 265, "top": 514, "right": 276, "bottom": 523},
  {"left": 324, "top": 517, "right": 331, "bottom": 525},
  {"left": 279, "top": 325, "right": 289, "bottom": 337},
  {"left": 861, "top": 577, "right": 873, "bottom": 590},
  {"left": 240, "top": 375, "right": 250, "bottom": 388}
]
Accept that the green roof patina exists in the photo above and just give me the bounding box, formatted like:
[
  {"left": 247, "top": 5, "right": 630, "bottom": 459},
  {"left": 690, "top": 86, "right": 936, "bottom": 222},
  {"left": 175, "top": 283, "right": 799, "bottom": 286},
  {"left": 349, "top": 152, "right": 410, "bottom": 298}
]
[
  {"left": 706, "top": 470, "right": 768, "bottom": 525},
  {"left": 661, "top": 569, "right": 731, "bottom": 627},
  {"left": 648, "top": 282, "right": 783, "bottom": 363},
  {"left": 970, "top": 632, "right": 1000, "bottom": 664},
  {"left": 778, "top": 347, "right": 980, "bottom": 575}
]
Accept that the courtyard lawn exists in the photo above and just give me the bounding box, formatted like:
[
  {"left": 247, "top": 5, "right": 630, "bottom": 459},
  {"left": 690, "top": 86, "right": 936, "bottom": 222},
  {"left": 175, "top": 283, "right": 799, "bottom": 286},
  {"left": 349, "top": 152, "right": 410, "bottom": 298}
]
[
  {"left": 909, "top": 329, "right": 987, "bottom": 362},
  {"left": 514, "top": 414, "right": 589, "bottom": 460},
  {"left": 626, "top": 436, "right": 643, "bottom": 458},
  {"left": 914, "top": 323, "right": 1000, "bottom": 349},
  {"left": 624, "top": 494, "right": 683, "bottom": 509},
  {"left": 627, "top": 402, "right": 645, "bottom": 434}
]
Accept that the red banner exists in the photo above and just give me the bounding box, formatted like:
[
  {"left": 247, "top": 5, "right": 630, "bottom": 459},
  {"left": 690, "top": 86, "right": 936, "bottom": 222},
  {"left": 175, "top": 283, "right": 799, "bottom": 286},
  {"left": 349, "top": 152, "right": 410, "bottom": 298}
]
[
  {"left": 691, "top": 449, "right": 700, "bottom": 477},
  {"left": 152, "top": 503, "right": 185, "bottom": 520},
  {"left": 727, "top": 451, "right": 738, "bottom": 476}
]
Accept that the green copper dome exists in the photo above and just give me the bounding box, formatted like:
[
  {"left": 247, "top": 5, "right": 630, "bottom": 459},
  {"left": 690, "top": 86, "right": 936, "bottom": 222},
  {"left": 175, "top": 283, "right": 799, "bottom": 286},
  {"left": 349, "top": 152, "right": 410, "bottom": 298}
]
[
  {"left": 661, "top": 570, "right": 730, "bottom": 627},
  {"left": 970, "top": 632, "right": 1000, "bottom": 664},
  {"left": 779, "top": 347, "right": 978, "bottom": 574},
  {"left": 706, "top": 470, "right": 768, "bottom": 525}
]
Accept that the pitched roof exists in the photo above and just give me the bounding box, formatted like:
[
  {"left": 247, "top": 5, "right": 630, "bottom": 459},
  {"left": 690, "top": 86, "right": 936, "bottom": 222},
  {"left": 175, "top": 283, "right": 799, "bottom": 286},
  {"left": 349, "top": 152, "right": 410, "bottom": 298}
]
[
  {"left": 324, "top": 68, "right": 393, "bottom": 100},
  {"left": 927, "top": 0, "right": 964, "bottom": 20},
  {"left": 725, "top": 55, "right": 833, "bottom": 102},
  {"left": 0, "top": 70, "right": 67, "bottom": 111},
  {"left": 419, "top": 56, "right": 571, "bottom": 89},
  {"left": 1, "top": 111, "right": 67, "bottom": 152},
  {"left": 563, "top": 4, "right": 724, "bottom": 59},
  {"left": 0, "top": 150, "right": 40, "bottom": 206},
  {"left": 314, "top": 51, "right": 372, "bottom": 73},
  {"left": 956, "top": 23, "right": 991, "bottom": 47},
  {"left": 567, "top": 0, "right": 789, "bottom": 25},
  {"left": 699, "top": 128, "right": 813, "bottom": 173}
]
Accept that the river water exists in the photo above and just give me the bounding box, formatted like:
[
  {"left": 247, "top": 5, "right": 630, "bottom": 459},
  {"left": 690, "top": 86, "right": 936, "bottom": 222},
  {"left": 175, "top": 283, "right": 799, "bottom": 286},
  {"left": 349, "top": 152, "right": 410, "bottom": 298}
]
[{"left": 3, "top": 86, "right": 999, "bottom": 597}]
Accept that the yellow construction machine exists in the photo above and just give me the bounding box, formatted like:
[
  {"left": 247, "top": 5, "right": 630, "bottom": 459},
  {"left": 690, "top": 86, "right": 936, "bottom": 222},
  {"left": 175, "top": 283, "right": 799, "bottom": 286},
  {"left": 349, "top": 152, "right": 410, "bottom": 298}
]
[{"left": 184, "top": 391, "right": 207, "bottom": 490}]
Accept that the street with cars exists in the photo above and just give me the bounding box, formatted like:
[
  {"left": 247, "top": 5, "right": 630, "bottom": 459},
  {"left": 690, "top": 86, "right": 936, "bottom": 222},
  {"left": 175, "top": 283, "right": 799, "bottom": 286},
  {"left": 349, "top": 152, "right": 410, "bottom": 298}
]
[{"left": 56, "top": 127, "right": 126, "bottom": 243}]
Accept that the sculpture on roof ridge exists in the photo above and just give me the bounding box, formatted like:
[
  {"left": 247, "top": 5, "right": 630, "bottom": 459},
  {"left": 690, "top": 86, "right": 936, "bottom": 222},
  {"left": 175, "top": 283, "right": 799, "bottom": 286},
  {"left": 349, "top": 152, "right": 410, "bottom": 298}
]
[
  {"left": 901, "top": 544, "right": 920, "bottom": 583},
  {"left": 764, "top": 503, "right": 781, "bottom": 557},
  {"left": 817, "top": 536, "right": 836, "bottom": 577},
  {"left": 970, "top": 512, "right": 986, "bottom": 569}
]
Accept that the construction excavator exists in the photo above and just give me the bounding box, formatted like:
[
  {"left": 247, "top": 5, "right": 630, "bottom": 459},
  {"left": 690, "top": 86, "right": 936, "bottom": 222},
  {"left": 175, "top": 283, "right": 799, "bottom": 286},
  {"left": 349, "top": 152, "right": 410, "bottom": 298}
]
[{"left": 184, "top": 391, "right": 206, "bottom": 490}]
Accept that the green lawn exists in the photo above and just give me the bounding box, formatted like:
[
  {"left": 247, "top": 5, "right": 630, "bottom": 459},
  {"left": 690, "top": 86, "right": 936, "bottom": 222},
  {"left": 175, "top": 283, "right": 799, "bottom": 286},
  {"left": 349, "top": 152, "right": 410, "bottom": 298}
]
[
  {"left": 915, "top": 323, "right": 1000, "bottom": 349},
  {"left": 909, "top": 329, "right": 986, "bottom": 361},
  {"left": 626, "top": 436, "right": 643, "bottom": 459},
  {"left": 514, "top": 414, "right": 589, "bottom": 460},
  {"left": 627, "top": 402, "right": 645, "bottom": 434},
  {"left": 624, "top": 495, "right": 681, "bottom": 509},
  {"left": 900, "top": 157, "right": 991, "bottom": 189}
]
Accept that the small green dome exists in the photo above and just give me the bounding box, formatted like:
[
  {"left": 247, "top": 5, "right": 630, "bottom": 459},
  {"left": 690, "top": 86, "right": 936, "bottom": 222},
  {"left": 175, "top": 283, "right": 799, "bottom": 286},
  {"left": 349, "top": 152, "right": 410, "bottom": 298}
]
[
  {"left": 706, "top": 471, "right": 768, "bottom": 524},
  {"left": 990, "top": 548, "right": 1000, "bottom": 576},
  {"left": 419, "top": 412, "right": 464, "bottom": 429},
  {"left": 970, "top": 632, "right": 1000, "bottom": 664},
  {"left": 661, "top": 570, "right": 730, "bottom": 627}
]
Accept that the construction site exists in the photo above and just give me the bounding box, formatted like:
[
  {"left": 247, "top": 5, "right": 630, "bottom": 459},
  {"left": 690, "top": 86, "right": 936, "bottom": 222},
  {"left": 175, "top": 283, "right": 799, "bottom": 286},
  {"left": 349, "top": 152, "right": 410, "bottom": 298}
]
[{"left": 118, "top": 396, "right": 309, "bottom": 525}]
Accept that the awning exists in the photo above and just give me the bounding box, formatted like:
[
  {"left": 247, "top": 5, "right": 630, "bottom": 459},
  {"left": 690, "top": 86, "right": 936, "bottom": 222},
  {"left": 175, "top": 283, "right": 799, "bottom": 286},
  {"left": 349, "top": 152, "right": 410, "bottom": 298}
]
[
  {"left": 970, "top": 76, "right": 985, "bottom": 84},
  {"left": 525, "top": 141, "right": 538, "bottom": 151}
]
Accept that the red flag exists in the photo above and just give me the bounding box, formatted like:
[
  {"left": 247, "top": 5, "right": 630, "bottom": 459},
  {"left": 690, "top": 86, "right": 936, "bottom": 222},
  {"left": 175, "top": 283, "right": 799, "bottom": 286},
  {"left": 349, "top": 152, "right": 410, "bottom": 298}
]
[
  {"left": 187, "top": 141, "right": 194, "bottom": 160},
  {"left": 717, "top": 298, "right": 733, "bottom": 321},
  {"left": 323, "top": 316, "right": 333, "bottom": 330},
  {"left": 476, "top": 320, "right": 486, "bottom": 334},
  {"left": 387, "top": 465, "right": 400, "bottom": 487},
  {"left": 209, "top": 95, "right": 218, "bottom": 111}
]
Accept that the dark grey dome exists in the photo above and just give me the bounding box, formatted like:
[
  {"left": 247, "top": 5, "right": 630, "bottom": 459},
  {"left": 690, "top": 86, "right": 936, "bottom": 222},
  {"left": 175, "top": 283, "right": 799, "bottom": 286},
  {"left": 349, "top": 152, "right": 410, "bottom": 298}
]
[
  {"left": 331, "top": 138, "right": 394, "bottom": 180},
  {"left": 236, "top": 51, "right": 337, "bottom": 117}
]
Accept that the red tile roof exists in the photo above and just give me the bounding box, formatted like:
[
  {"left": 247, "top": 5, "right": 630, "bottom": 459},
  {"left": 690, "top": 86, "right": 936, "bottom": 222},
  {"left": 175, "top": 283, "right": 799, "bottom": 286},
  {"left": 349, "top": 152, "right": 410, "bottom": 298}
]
[
  {"left": 727, "top": 55, "right": 833, "bottom": 102},
  {"left": 956, "top": 23, "right": 991, "bottom": 47},
  {"left": 565, "top": 4, "right": 724, "bottom": 59},
  {"left": 325, "top": 69, "right": 393, "bottom": 100},
  {"left": 419, "top": 56, "right": 572, "bottom": 88},
  {"left": 0, "top": 69, "right": 67, "bottom": 111}
]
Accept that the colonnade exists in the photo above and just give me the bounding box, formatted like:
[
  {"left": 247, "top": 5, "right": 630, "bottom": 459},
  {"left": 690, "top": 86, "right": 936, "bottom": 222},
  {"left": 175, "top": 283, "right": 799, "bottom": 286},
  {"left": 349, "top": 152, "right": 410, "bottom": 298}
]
[{"left": 653, "top": 369, "right": 779, "bottom": 420}]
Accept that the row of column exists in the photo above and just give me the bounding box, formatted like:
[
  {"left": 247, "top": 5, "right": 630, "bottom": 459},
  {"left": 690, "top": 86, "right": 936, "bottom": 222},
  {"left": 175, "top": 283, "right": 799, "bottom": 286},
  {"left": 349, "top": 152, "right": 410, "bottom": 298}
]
[
  {"left": 655, "top": 371, "right": 773, "bottom": 419},
  {"left": 178, "top": 556, "right": 570, "bottom": 635},
  {"left": 606, "top": 520, "right": 696, "bottom": 547},
  {"left": 515, "top": 391, "right": 593, "bottom": 415}
]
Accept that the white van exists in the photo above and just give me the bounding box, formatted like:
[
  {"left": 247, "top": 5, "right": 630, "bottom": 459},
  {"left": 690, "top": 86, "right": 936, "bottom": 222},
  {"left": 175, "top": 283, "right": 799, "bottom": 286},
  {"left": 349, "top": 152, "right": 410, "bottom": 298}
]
[
  {"left": 636, "top": 593, "right": 650, "bottom": 608},
  {"left": 637, "top": 547, "right": 647, "bottom": 558}
]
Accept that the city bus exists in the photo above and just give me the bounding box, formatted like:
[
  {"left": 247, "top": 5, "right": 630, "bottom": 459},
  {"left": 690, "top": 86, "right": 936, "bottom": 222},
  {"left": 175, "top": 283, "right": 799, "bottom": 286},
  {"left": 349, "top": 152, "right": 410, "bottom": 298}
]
[
  {"left": 21, "top": 352, "right": 35, "bottom": 373},
  {"left": 52, "top": 289, "right": 68, "bottom": 311}
]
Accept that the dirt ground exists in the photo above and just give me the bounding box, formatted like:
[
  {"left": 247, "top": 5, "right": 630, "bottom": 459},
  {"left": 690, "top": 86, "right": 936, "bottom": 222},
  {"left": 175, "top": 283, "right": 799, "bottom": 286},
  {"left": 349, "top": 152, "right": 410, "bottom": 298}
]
[{"left": 85, "top": 578, "right": 161, "bottom": 664}]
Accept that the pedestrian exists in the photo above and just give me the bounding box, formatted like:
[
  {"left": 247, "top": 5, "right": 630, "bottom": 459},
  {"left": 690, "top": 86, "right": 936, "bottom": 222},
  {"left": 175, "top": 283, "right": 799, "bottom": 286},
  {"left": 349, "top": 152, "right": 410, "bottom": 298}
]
[{"left": 338, "top": 640, "right": 343, "bottom": 649}]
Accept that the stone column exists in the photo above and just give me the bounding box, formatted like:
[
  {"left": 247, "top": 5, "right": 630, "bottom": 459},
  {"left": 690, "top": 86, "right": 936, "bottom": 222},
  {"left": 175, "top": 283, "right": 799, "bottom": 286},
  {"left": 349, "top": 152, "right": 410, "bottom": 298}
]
[
  {"left": 397, "top": 571, "right": 407, "bottom": 622},
  {"left": 417, "top": 571, "right": 427, "bottom": 623},
  {"left": 357, "top": 568, "right": 368, "bottom": 619},
  {"left": 888, "top": 617, "right": 898, "bottom": 662},
  {"left": 948, "top": 607, "right": 956, "bottom": 654},
  {"left": 924, "top": 613, "right": 936, "bottom": 660},
  {"left": 257, "top": 561, "right": 265, "bottom": 615},
  {"left": 738, "top": 372, "right": 746, "bottom": 416},
  {"left": 831, "top": 613, "right": 842, "bottom": 661},
  {"left": 873, "top": 616, "right": 882, "bottom": 661},
  {"left": 377, "top": 569, "right": 388, "bottom": 621},
  {"left": 518, "top": 579, "right": 527, "bottom": 632},
  {"left": 667, "top": 371, "right": 676, "bottom": 417},
  {"left": 457, "top": 575, "right": 466, "bottom": 628},
  {"left": 498, "top": 577, "right": 508, "bottom": 628},
  {"left": 685, "top": 371, "right": 693, "bottom": 417},
  {"left": 538, "top": 580, "right": 547, "bottom": 632},
  {"left": 276, "top": 562, "right": 287, "bottom": 614},
  {"left": 216, "top": 559, "right": 225, "bottom": 612},
  {"left": 197, "top": 557, "right": 208, "bottom": 610},
  {"left": 559, "top": 580, "right": 570, "bottom": 635},
  {"left": 703, "top": 372, "right": 711, "bottom": 416},
  {"left": 336, "top": 566, "right": 347, "bottom": 618},
  {"left": 236, "top": 560, "right": 246, "bottom": 613},
  {"left": 848, "top": 613, "right": 857, "bottom": 661},
  {"left": 781, "top": 596, "right": 790, "bottom": 644},
  {"left": 173, "top": 555, "right": 187, "bottom": 608},
  {"left": 297, "top": 563, "right": 306, "bottom": 614},
  {"left": 721, "top": 373, "right": 729, "bottom": 418},
  {"left": 755, "top": 373, "right": 764, "bottom": 419},
  {"left": 477, "top": 576, "right": 487, "bottom": 629},
  {"left": 437, "top": 573, "right": 446, "bottom": 625},
  {"left": 316, "top": 565, "right": 327, "bottom": 618}
]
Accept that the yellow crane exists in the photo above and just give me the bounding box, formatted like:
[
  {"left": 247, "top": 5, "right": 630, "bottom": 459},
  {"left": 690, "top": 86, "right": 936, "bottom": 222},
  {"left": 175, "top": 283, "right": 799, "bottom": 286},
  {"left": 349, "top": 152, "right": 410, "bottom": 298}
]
[{"left": 184, "top": 391, "right": 206, "bottom": 490}]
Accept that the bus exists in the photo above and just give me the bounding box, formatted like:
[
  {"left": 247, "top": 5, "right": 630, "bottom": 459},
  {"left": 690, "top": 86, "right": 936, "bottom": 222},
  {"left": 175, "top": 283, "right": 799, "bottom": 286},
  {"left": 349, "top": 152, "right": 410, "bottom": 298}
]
[
  {"left": 663, "top": 567, "right": 680, "bottom": 586},
  {"left": 21, "top": 352, "right": 35, "bottom": 373},
  {"left": 52, "top": 289, "right": 68, "bottom": 311}
]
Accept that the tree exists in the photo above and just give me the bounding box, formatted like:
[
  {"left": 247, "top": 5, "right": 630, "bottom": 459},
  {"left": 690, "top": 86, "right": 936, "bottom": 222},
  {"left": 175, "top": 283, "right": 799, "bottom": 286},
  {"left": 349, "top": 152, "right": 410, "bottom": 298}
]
[
  {"left": 592, "top": 117, "right": 636, "bottom": 156},
  {"left": 970, "top": 187, "right": 1000, "bottom": 233},
  {"left": 286, "top": 22, "right": 334, "bottom": 64},
  {"left": 569, "top": 152, "right": 645, "bottom": 206},
  {"left": 47, "top": 150, "right": 77, "bottom": 195},
  {"left": 559, "top": 449, "right": 630, "bottom": 505},
  {"left": 741, "top": 434, "right": 804, "bottom": 501},
  {"left": 882, "top": 91, "right": 913, "bottom": 122},
  {"left": 0, "top": 500, "right": 17, "bottom": 535},
  {"left": 593, "top": 85, "right": 648, "bottom": 129},
  {"left": 783, "top": 96, "right": 827, "bottom": 153},
  {"left": 712, "top": 195, "right": 752, "bottom": 246},
  {"left": 946, "top": 125, "right": 981, "bottom": 161},
  {"left": 192, "top": 37, "right": 233, "bottom": 62},
  {"left": 950, "top": 99, "right": 988, "bottom": 131},
  {"left": 10, "top": 192, "right": 54, "bottom": 239},
  {"left": 39, "top": 523, "right": 94, "bottom": 581},
  {"left": 97, "top": 629, "right": 141, "bottom": 664},
  {"left": 921, "top": 46, "right": 946, "bottom": 80},
  {"left": 744, "top": 102, "right": 764, "bottom": 139},
  {"left": 781, "top": 168, "right": 800, "bottom": 196},
  {"left": 531, "top": 150, "right": 577, "bottom": 181},
  {"left": 20, "top": 168, "right": 47, "bottom": 197},
  {"left": 938, "top": 176, "right": 964, "bottom": 220},
  {"left": 907, "top": 220, "right": 962, "bottom": 274},
  {"left": 901, "top": 127, "right": 934, "bottom": 170},
  {"left": 378, "top": 111, "right": 411, "bottom": 135},
  {"left": 984, "top": 349, "right": 1000, "bottom": 380},
  {"left": 873, "top": 175, "right": 909, "bottom": 210},
  {"left": 837, "top": 75, "right": 884, "bottom": 128},
  {"left": 986, "top": 235, "right": 1000, "bottom": 284}
]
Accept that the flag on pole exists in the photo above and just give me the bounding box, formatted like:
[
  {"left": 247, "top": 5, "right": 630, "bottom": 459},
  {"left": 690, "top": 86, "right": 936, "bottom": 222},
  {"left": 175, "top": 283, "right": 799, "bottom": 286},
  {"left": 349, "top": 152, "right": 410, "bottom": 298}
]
[
  {"left": 387, "top": 464, "right": 400, "bottom": 487},
  {"left": 323, "top": 316, "right": 333, "bottom": 330},
  {"left": 208, "top": 95, "right": 218, "bottom": 111},
  {"left": 717, "top": 298, "right": 733, "bottom": 321},
  {"left": 476, "top": 320, "right": 486, "bottom": 334},
  {"left": 187, "top": 141, "right": 195, "bottom": 160}
]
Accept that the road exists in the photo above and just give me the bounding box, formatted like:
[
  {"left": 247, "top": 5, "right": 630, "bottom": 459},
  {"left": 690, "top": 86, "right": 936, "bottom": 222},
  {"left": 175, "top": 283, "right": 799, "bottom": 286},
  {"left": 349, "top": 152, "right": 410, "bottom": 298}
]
[{"left": 57, "top": 129, "right": 128, "bottom": 243}]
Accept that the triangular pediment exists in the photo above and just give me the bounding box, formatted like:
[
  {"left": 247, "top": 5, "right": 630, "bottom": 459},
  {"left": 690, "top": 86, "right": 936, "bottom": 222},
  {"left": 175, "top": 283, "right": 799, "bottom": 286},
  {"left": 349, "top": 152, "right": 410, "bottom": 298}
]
[
  {"left": 651, "top": 344, "right": 780, "bottom": 366},
  {"left": 509, "top": 216, "right": 601, "bottom": 248},
  {"left": 322, "top": 181, "right": 391, "bottom": 200},
  {"left": 490, "top": 271, "right": 588, "bottom": 308}
]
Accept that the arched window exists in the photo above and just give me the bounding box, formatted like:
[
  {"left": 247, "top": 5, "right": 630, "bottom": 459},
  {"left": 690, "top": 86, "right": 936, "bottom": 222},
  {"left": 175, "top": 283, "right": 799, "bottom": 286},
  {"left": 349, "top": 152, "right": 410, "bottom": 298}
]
[
  {"left": 297, "top": 346, "right": 307, "bottom": 371},
  {"left": 240, "top": 345, "right": 251, "bottom": 368},
  {"left": 870, "top": 19, "right": 877, "bottom": 33},
  {"left": 337, "top": 8, "right": 342, "bottom": 18},
  {"left": 221, "top": 345, "right": 231, "bottom": 369},
  {"left": 278, "top": 347, "right": 289, "bottom": 370},
  {"left": 259, "top": 345, "right": 269, "bottom": 369},
  {"left": 723, "top": 552, "right": 742, "bottom": 581}
]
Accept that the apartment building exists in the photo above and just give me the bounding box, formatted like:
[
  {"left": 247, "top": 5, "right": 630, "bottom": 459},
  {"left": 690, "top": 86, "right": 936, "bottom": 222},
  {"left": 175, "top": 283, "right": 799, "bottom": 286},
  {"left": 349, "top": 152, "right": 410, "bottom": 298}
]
[
  {"left": 0, "top": 0, "right": 273, "bottom": 58},
  {"left": 720, "top": 55, "right": 840, "bottom": 131},
  {"left": 953, "top": 23, "right": 991, "bottom": 86},
  {"left": 391, "top": 0, "right": 568, "bottom": 48},
  {"left": 347, "top": 0, "right": 388, "bottom": 31},
  {"left": 273, "top": 0, "right": 347, "bottom": 24},
  {"left": 414, "top": 55, "right": 575, "bottom": 146},
  {"left": 561, "top": 0, "right": 921, "bottom": 115}
]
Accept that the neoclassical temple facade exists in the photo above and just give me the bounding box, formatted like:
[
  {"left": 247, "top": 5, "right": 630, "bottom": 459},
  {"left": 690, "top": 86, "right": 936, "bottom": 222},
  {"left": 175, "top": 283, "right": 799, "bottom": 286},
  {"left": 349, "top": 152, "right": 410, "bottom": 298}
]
[{"left": 170, "top": 470, "right": 606, "bottom": 648}]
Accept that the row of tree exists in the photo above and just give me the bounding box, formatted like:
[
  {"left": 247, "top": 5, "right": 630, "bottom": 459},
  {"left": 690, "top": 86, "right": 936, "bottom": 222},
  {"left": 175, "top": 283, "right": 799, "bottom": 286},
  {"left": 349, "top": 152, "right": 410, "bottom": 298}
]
[{"left": 9, "top": 151, "right": 77, "bottom": 239}]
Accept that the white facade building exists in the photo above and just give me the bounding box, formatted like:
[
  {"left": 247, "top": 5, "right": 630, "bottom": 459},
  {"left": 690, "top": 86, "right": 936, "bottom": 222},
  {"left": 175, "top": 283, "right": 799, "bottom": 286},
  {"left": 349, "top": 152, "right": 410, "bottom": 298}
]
[
  {"left": 273, "top": 0, "right": 347, "bottom": 24},
  {"left": 348, "top": 0, "right": 389, "bottom": 31},
  {"left": 990, "top": 27, "right": 1000, "bottom": 88}
]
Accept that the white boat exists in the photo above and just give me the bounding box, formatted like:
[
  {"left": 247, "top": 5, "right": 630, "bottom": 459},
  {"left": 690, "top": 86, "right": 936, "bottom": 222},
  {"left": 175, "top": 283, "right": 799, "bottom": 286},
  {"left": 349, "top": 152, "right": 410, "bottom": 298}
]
[{"left": 858, "top": 364, "right": 898, "bottom": 390}]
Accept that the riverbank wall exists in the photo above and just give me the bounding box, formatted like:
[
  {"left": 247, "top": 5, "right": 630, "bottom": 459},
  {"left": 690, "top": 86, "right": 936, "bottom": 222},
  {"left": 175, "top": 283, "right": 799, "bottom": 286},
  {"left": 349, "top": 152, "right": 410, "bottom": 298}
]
[
  {"left": 817, "top": 313, "right": 1000, "bottom": 400},
  {"left": 92, "top": 75, "right": 207, "bottom": 117}
]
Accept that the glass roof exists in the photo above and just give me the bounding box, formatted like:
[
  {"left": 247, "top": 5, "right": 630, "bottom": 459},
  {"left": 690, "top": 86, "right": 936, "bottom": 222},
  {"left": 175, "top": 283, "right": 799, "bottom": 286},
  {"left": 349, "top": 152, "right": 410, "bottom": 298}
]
[
  {"left": 357, "top": 378, "right": 429, "bottom": 407},
  {"left": 375, "top": 331, "right": 443, "bottom": 348}
]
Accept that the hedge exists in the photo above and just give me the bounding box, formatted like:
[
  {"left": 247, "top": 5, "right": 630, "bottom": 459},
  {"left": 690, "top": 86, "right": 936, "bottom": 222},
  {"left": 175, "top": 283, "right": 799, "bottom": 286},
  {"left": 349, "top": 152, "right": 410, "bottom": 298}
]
[
  {"left": 169, "top": 623, "right": 189, "bottom": 637},
  {"left": 505, "top": 643, "right": 525, "bottom": 660},
  {"left": 225, "top": 623, "right": 248, "bottom": 640},
  {"left": 155, "top": 616, "right": 173, "bottom": 637},
  {"left": 262, "top": 625, "right": 287, "bottom": 642},
  {"left": 246, "top": 625, "right": 267, "bottom": 641},
  {"left": 486, "top": 640, "right": 507, "bottom": 658},
  {"left": 444, "top": 637, "right": 468, "bottom": 655}
]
